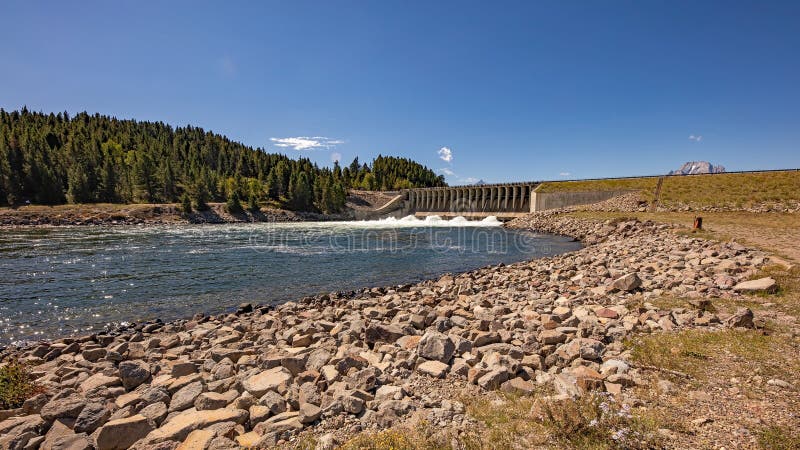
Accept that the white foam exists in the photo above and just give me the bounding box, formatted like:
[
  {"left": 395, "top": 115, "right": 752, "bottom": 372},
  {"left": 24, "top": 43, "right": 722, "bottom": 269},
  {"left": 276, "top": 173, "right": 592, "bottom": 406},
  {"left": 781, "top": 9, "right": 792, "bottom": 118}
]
[{"left": 323, "top": 215, "right": 503, "bottom": 229}]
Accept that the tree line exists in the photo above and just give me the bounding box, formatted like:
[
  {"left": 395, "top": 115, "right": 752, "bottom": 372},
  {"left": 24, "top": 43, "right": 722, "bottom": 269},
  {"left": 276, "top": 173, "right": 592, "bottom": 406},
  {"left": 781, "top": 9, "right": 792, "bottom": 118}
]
[{"left": 0, "top": 109, "right": 446, "bottom": 213}]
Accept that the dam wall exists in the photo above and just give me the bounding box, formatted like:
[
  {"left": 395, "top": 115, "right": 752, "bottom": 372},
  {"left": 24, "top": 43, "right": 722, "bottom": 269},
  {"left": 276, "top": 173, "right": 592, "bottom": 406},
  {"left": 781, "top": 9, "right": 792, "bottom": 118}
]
[{"left": 530, "top": 189, "right": 634, "bottom": 212}]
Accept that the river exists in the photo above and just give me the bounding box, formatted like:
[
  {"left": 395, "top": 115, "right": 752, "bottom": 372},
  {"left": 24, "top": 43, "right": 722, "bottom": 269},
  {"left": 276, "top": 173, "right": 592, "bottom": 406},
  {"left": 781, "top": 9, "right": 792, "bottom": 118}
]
[{"left": 0, "top": 215, "right": 580, "bottom": 345}]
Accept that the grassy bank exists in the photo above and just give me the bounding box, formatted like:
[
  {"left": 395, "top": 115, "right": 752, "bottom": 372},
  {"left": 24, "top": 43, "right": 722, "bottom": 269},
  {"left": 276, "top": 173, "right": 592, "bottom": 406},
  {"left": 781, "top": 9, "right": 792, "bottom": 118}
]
[{"left": 537, "top": 170, "right": 800, "bottom": 208}]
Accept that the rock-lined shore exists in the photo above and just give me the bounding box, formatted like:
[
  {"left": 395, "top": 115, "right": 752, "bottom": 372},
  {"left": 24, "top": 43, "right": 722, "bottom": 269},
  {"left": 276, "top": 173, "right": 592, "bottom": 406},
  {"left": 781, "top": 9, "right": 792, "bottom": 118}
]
[
  {"left": 0, "top": 210, "right": 780, "bottom": 449},
  {"left": 0, "top": 204, "right": 340, "bottom": 227}
]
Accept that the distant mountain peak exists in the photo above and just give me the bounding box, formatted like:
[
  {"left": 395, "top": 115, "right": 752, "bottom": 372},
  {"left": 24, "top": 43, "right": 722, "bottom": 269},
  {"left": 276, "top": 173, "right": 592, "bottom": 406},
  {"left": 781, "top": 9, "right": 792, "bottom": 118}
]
[{"left": 669, "top": 161, "right": 726, "bottom": 175}]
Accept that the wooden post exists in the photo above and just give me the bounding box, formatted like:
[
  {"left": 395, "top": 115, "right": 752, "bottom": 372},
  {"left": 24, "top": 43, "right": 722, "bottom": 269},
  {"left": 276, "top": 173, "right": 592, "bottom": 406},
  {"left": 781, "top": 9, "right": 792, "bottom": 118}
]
[{"left": 693, "top": 216, "right": 703, "bottom": 231}]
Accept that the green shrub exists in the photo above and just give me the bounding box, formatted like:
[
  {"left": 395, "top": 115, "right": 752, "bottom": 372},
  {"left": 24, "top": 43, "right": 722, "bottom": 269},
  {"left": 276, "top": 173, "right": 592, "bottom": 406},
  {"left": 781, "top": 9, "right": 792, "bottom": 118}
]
[
  {"left": 180, "top": 193, "right": 193, "bottom": 214},
  {"left": 0, "top": 360, "right": 43, "bottom": 409},
  {"left": 757, "top": 425, "right": 800, "bottom": 450}
]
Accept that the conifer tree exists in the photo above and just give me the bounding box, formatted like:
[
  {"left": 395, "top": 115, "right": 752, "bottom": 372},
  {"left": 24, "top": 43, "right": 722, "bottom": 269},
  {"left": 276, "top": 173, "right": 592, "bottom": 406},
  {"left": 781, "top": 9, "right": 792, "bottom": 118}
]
[
  {"left": 181, "top": 193, "right": 192, "bottom": 214},
  {"left": 226, "top": 191, "right": 243, "bottom": 214}
]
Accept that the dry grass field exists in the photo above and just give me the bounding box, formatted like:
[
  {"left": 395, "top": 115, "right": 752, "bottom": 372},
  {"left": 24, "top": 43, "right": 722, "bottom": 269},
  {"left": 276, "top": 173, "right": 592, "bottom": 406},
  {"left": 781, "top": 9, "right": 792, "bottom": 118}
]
[{"left": 538, "top": 170, "right": 800, "bottom": 209}]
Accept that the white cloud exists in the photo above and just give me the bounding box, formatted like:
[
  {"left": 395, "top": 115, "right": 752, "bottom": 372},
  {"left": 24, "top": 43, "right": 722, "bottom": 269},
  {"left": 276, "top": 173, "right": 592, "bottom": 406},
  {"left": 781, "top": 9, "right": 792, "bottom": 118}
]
[
  {"left": 460, "top": 177, "right": 479, "bottom": 184},
  {"left": 330, "top": 152, "right": 342, "bottom": 163},
  {"left": 270, "top": 136, "right": 344, "bottom": 151},
  {"left": 439, "top": 168, "right": 455, "bottom": 176},
  {"left": 559, "top": 172, "right": 571, "bottom": 177},
  {"left": 688, "top": 134, "right": 703, "bottom": 142},
  {"left": 438, "top": 146, "right": 453, "bottom": 162}
]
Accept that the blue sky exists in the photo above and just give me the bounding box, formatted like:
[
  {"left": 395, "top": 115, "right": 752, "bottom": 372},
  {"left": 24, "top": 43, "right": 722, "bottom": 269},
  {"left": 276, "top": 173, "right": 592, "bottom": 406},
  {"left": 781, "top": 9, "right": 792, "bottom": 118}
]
[{"left": 2, "top": 1, "right": 799, "bottom": 184}]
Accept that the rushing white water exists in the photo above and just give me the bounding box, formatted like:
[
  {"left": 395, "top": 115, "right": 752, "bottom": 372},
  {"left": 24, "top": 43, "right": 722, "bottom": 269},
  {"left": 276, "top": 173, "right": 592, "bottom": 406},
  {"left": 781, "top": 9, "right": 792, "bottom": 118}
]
[{"left": 274, "top": 215, "right": 503, "bottom": 229}]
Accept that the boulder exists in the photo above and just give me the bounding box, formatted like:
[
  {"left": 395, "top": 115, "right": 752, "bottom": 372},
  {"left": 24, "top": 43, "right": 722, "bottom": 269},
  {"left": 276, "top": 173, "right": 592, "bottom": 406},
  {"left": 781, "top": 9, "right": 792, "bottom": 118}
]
[
  {"left": 725, "top": 307, "right": 755, "bottom": 329},
  {"left": 95, "top": 415, "right": 155, "bottom": 450},
  {"left": 79, "top": 374, "right": 121, "bottom": 392},
  {"left": 142, "top": 408, "right": 248, "bottom": 443},
  {"left": 177, "top": 429, "right": 215, "bottom": 450},
  {"left": 500, "top": 377, "right": 537, "bottom": 395},
  {"left": 538, "top": 330, "right": 567, "bottom": 345},
  {"left": 416, "top": 360, "right": 449, "bottom": 378},
  {"left": 417, "top": 331, "right": 455, "bottom": 363},
  {"left": 119, "top": 360, "right": 151, "bottom": 390},
  {"left": 139, "top": 402, "right": 168, "bottom": 425},
  {"left": 298, "top": 403, "right": 321, "bottom": 423},
  {"left": 242, "top": 367, "right": 292, "bottom": 397},
  {"left": 477, "top": 369, "right": 509, "bottom": 390},
  {"left": 365, "top": 323, "right": 405, "bottom": 344},
  {"left": 169, "top": 381, "right": 204, "bottom": 412},
  {"left": 733, "top": 277, "right": 777, "bottom": 294},
  {"left": 41, "top": 395, "right": 86, "bottom": 422},
  {"left": 73, "top": 402, "right": 110, "bottom": 434},
  {"left": 612, "top": 273, "right": 642, "bottom": 291},
  {"left": 194, "top": 391, "right": 235, "bottom": 411}
]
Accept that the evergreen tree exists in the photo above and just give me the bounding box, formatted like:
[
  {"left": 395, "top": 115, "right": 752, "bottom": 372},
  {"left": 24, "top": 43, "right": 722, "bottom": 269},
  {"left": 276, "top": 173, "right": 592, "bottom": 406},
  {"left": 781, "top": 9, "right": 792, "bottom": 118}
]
[
  {"left": 181, "top": 192, "right": 192, "bottom": 214},
  {"left": 265, "top": 168, "right": 279, "bottom": 200},
  {"left": 159, "top": 159, "right": 176, "bottom": 202},
  {"left": 191, "top": 178, "right": 210, "bottom": 211},
  {"left": 98, "top": 156, "right": 118, "bottom": 203},
  {"left": 66, "top": 164, "right": 91, "bottom": 204},
  {"left": 226, "top": 191, "right": 244, "bottom": 214},
  {"left": 247, "top": 194, "right": 259, "bottom": 212},
  {"left": 133, "top": 152, "right": 157, "bottom": 203},
  {"left": 287, "top": 171, "right": 312, "bottom": 211},
  {"left": 0, "top": 108, "right": 445, "bottom": 209}
]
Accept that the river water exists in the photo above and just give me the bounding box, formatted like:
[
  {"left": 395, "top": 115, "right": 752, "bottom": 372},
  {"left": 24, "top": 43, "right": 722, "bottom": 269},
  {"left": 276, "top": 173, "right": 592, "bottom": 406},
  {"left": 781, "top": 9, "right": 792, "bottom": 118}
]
[{"left": 0, "top": 215, "right": 580, "bottom": 345}]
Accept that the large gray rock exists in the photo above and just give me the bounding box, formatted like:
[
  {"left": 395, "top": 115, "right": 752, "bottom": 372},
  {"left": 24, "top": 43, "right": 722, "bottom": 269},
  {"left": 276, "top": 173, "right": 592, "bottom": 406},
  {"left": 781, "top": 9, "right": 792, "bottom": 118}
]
[
  {"left": 477, "top": 369, "right": 509, "bottom": 390},
  {"left": 47, "top": 432, "right": 93, "bottom": 450},
  {"left": 40, "top": 394, "right": 86, "bottom": 422},
  {"left": 416, "top": 360, "right": 449, "bottom": 378},
  {"left": 538, "top": 330, "right": 567, "bottom": 345},
  {"left": 733, "top": 277, "right": 777, "bottom": 294},
  {"left": 298, "top": 403, "right": 321, "bottom": 423},
  {"left": 612, "top": 273, "right": 642, "bottom": 291},
  {"left": 144, "top": 409, "right": 248, "bottom": 443},
  {"left": 79, "top": 373, "right": 121, "bottom": 392},
  {"left": 365, "top": 323, "right": 405, "bottom": 344},
  {"left": 242, "top": 367, "right": 292, "bottom": 397},
  {"left": 259, "top": 390, "right": 287, "bottom": 415},
  {"left": 118, "top": 360, "right": 151, "bottom": 390},
  {"left": 194, "top": 391, "right": 235, "bottom": 411},
  {"left": 169, "top": 381, "right": 204, "bottom": 412},
  {"left": 726, "top": 307, "right": 755, "bottom": 328},
  {"left": 138, "top": 402, "right": 168, "bottom": 425},
  {"left": 0, "top": 414, "right": 46, "bottom": 449},
  {"left": 417, "top": 331, "right": 455, "bottom": 363},
  {"left": 95, "top": 414, "right": 155, "bottom": 450},
  {"left": 73, "top": 402, "right": 110, "bottom": 434}
]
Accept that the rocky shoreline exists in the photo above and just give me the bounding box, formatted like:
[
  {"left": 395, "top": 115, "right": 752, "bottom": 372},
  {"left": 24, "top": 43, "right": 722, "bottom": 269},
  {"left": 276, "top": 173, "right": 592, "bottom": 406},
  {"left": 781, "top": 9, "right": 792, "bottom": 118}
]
[
  {"left": 0, "top": 204, "right": 348, "bottom": 228},
  {"left": 0, "top": 210, "right": 782, "bottom": 449}
]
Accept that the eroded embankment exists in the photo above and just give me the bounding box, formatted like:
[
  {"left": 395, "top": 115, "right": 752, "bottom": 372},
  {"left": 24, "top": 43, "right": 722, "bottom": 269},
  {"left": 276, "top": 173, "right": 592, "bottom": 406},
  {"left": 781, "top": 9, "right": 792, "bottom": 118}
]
[{"left": 0, "top": 210, "right": 782, "bottom": 449}]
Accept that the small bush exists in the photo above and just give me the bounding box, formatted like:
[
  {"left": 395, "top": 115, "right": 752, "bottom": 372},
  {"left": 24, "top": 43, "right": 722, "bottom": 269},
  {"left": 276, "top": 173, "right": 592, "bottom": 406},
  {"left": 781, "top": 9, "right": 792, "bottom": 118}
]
[
  {"left": 757, "top": 425, "right": 800, "bottom": 450},
  {"left": 536, "top": 393, "right": 661, "bottom": 450},
  {"left": 337, "top": 429, "right": 416, "bottom": 450},
  {"left": 0, "top": 360, "right": 43, "bottom": 409}
]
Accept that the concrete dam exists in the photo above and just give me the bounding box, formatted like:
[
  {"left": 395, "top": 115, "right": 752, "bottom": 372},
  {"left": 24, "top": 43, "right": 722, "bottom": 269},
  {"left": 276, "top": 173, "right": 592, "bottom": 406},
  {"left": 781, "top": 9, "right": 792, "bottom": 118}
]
[{"left": 363, "top": 182, "right": 629, "bottom": 220}]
